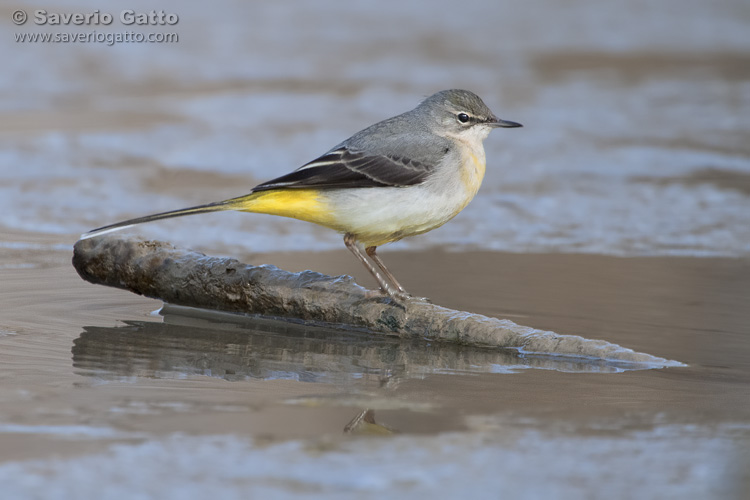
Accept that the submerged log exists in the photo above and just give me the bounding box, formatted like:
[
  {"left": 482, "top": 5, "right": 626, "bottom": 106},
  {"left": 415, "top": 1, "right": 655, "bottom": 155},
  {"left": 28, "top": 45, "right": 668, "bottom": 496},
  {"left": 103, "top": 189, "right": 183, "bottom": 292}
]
[{"left": 72, "top": 236, "right": 683, "bottom": 368}]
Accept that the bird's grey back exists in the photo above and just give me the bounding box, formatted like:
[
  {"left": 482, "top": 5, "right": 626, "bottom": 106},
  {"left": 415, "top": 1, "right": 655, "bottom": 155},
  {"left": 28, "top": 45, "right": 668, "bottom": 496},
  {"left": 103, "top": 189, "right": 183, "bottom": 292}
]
[
  {"left": 333, "top": 95, "right": 451, "bottom": 165},
  {"left": 334, "top": 89, "right": 494, "bottom": 166}
]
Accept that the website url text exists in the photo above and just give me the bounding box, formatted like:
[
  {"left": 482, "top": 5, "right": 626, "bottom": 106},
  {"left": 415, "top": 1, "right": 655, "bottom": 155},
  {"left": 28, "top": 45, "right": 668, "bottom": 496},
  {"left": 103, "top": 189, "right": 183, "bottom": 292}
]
[{"left": 15, "top": 31, "right": 179, "bottom": 46}]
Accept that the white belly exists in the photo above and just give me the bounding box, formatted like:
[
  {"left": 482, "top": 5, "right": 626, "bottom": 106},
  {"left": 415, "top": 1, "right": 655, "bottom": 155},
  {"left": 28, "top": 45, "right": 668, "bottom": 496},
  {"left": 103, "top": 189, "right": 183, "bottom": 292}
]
[{"left": 323, "top": 178, "right": 477, "bottom": 247}]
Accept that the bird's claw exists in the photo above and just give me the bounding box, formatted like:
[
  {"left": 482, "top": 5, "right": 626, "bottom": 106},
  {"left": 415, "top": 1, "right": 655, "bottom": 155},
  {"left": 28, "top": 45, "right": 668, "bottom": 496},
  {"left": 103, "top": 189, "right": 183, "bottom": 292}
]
[{"left": 384, "top": 289, "right": 431, "bottom": 305}]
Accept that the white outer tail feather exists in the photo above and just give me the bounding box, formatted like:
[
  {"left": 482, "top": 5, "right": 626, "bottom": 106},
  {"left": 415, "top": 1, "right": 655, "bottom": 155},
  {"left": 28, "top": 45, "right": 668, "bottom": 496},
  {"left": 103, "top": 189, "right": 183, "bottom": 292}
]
[{"left": 79, "top": 224, "right": 136, "bottom": 240}]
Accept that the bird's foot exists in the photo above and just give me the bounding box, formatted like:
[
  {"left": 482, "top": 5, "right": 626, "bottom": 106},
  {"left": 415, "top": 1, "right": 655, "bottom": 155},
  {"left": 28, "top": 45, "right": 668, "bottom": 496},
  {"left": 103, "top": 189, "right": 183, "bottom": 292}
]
[
  {"left": 382, "top": 288, "right": 431, "bottom": 305},
  {"left": 407, "top": 294, "right": 432, "bottom": 303},
  {"left": 362, "top": 286, "right": 431, "bottom": 306}
]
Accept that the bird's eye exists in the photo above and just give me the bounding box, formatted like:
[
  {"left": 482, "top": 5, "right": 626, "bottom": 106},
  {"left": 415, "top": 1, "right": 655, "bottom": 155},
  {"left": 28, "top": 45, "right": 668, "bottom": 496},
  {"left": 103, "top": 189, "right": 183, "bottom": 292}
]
[{"left": 457, "top": 113, "right": 470, "bottom": 123}]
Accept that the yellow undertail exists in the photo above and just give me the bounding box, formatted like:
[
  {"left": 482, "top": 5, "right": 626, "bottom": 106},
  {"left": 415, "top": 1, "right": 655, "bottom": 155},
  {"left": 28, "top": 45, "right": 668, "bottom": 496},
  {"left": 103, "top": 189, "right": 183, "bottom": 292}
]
[{"left": 228, "top": 189, "right": 339, "bottom": 229}]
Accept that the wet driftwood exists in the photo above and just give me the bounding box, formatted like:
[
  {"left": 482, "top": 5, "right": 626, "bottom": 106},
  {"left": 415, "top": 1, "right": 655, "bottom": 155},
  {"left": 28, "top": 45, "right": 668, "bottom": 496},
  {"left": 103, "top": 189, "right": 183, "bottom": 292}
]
[{"left": 72, "top": 236, "right": 683, "bottom": 368}]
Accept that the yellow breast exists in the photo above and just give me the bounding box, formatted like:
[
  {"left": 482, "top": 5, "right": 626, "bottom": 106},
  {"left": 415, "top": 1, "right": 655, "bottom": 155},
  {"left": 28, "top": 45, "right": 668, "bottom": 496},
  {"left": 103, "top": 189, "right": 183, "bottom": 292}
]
[{"left": 457, "top": 150, "right": 486, "bottom": 209}]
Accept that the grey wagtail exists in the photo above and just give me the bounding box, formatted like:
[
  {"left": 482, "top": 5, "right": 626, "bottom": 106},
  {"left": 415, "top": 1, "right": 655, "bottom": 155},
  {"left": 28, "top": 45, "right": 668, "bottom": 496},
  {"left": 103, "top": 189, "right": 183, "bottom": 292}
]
[{"left": 82, "top": 89, "right": 522, "bottom": 300}]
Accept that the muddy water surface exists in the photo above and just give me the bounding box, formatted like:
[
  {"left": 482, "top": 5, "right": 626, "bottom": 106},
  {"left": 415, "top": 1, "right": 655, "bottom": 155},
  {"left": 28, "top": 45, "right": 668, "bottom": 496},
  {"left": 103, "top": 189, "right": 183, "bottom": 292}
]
[{"left": 1, "top": 239, "right": 749, "bottom": 497}]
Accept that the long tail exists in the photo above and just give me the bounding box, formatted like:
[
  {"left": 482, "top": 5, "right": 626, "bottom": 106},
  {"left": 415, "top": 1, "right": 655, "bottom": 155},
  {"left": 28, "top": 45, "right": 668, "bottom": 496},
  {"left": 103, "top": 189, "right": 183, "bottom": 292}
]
[{"left": 80, "top": 195, "right": 249, "bottom": 240}]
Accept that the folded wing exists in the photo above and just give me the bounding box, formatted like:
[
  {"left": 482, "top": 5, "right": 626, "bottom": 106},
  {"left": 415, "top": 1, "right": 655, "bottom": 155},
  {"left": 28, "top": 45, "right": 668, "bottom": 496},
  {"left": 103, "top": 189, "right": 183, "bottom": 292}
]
[{"left": 252, "top": 147, "right": 433, "bottom": 191}]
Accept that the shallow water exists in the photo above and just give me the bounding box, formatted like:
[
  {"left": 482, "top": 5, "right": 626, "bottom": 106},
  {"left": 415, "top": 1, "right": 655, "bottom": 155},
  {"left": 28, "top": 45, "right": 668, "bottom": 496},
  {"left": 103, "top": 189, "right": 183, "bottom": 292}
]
[
  {"left": 2, "top": 0, "right": 750, "bottom": 497},
  {"left": 2, "top": 246, "right": 749, "bottom": 497}
]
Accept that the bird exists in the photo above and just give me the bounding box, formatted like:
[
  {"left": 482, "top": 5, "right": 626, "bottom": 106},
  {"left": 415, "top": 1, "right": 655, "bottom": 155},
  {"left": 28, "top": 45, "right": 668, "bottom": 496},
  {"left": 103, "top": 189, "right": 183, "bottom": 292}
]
[{"left": 81, "top": 89, "right": 522, "bottom": 301}]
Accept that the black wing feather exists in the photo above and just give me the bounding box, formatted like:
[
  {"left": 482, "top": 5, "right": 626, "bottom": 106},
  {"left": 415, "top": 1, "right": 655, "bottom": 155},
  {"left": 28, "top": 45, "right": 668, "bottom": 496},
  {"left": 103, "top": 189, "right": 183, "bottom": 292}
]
[{"left": 252, "top": 148, "right": 433, "bottom": 191}]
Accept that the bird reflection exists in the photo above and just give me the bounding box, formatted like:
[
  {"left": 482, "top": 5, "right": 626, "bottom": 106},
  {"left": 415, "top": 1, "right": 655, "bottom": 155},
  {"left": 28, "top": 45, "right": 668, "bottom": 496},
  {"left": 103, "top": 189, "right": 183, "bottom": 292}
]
[{"left": 344, "top": 409, "right": 397, "bottom": 435}]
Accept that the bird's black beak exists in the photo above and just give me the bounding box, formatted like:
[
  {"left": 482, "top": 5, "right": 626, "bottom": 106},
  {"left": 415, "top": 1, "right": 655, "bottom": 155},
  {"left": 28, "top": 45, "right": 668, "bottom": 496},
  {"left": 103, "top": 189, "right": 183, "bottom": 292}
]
[{"left": 490, "top": 117, "right": 523, "bottom": 128}]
